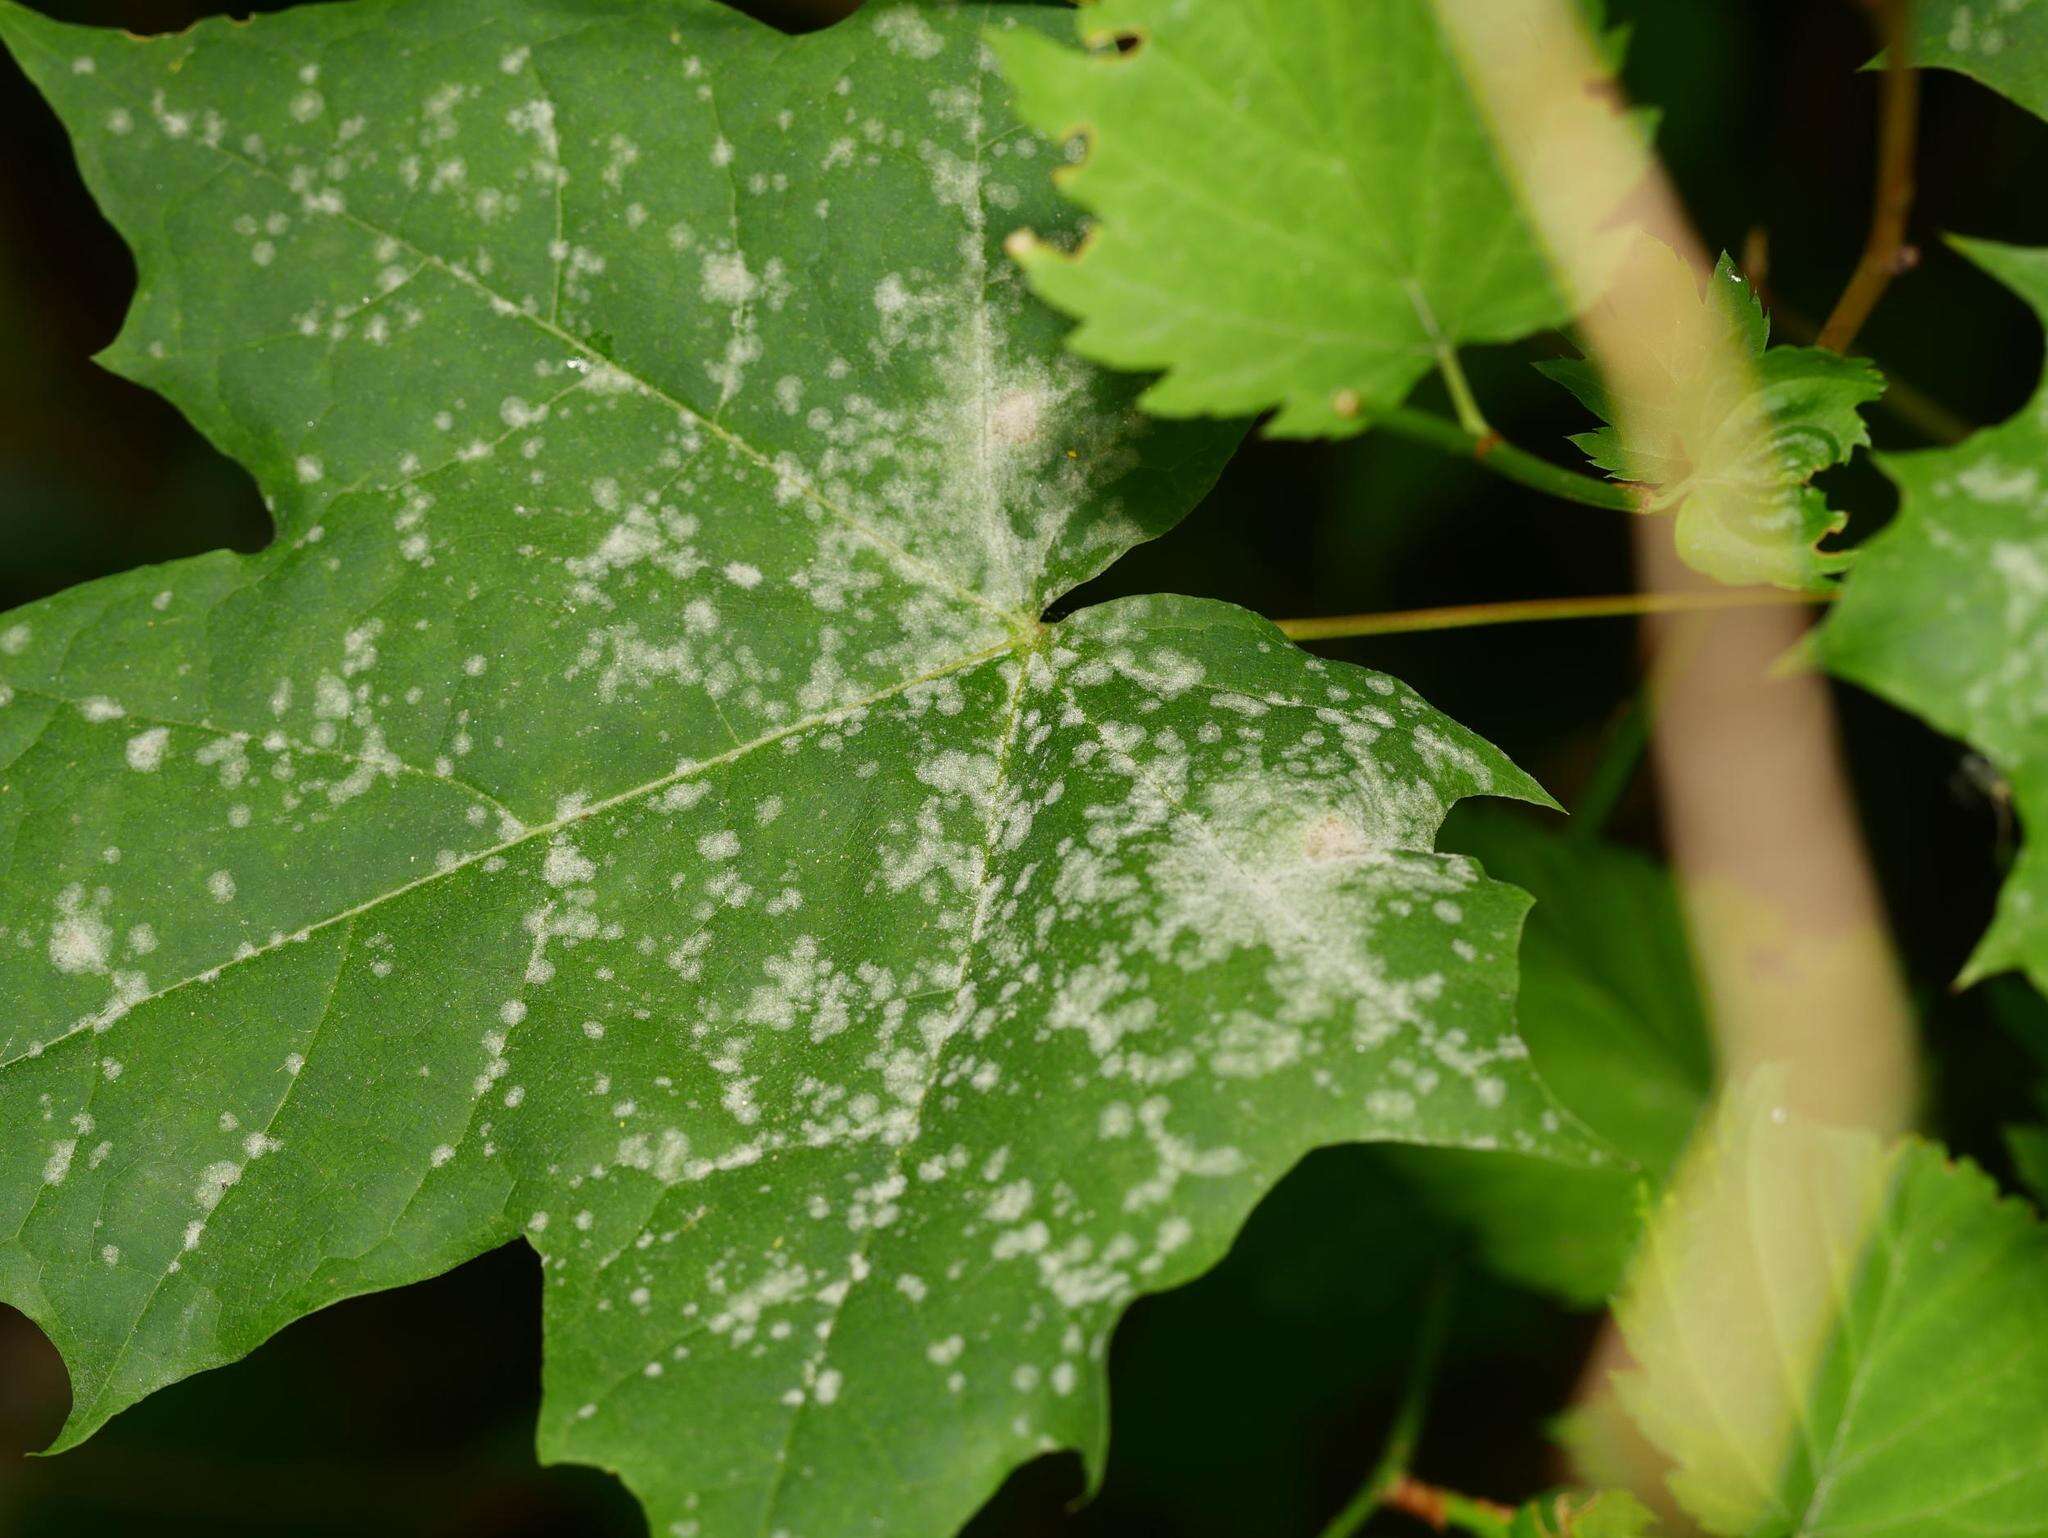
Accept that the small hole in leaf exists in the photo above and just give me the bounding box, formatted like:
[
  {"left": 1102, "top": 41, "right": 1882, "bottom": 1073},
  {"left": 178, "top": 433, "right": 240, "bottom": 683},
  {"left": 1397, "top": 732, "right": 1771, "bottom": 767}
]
[{"left": 1083, "top": 28, "right": 1146, "bottom": 58}]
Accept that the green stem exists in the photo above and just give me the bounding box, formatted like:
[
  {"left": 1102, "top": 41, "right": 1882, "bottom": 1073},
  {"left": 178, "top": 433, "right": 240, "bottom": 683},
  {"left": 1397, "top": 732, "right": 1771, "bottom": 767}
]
[
  {"left": 1313, "top": 1267, "right": 1457, "bottom": 1538},
  {"left": 1373, "top": 406, "right": 1643, "bottom": 513},
  {"left": 1436, "top": 345, "right": 1493, "bottom": 436},
  {"left": 1276, "top": 586, "right": 1834, "bottom": 644}
]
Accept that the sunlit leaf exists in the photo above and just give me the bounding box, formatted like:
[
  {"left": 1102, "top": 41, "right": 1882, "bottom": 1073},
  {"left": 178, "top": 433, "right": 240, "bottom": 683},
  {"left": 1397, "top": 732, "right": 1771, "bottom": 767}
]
[{"left": 988, "top": 0, "right": 1624, "bottom": 438}]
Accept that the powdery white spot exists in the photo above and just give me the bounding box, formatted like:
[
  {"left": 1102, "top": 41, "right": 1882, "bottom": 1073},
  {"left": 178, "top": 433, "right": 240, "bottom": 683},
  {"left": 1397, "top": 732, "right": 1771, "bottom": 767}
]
[
  {"left": 700, "top": 250, "right": 757, "bottom": 305},
  {"left": 987, "top": 388, "right": 1044, "bottom": 446},
  {"left": 195, "top": 1160, "right": 241, "bottom": 1211},
  {"left": 295, "top": 455, "right": 324, "bottom": 484},
  {"left": 874, "top": 7, "right": 944, "bottom": 57},
  {"left": 124, "top": 727, "right": 170, "bottom": 772},
  {"left": 208, "top": 869, "right": 238, "bottom": 902},
  {"left": 43, "top": 1139, "right": 76, "bottom": 1185},
  {"left": 544, "top": 838, "right": 597, "bottom": 888},
  {"left": 48, "top": 887, "right": 111, "bottom": 976}
]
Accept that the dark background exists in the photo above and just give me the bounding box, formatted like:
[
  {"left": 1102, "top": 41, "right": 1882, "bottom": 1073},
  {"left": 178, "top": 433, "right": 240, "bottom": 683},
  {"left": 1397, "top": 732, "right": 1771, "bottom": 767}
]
[{"left": 4, "top": 1, "right": 2046, "bottom": 1533}]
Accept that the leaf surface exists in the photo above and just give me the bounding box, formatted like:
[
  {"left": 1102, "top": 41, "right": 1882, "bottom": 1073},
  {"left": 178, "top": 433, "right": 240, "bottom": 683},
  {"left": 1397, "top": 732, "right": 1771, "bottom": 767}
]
[
  {"left": 0, "top": 2, "right": 1586, "bottom": 1534},
  {"left": 1816, "top": 240, "right": 2048, "bottom": 993},
  {"left": 988, "top": 0, "right": 1602, "bottom": 437}
]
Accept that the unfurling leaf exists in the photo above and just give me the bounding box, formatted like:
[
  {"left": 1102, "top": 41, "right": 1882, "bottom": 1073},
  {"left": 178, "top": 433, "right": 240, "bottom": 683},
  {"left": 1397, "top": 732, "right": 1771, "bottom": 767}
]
[
  {"left": 1540, "top": 242, "right": 1883, "bottom": 590},
  {"left": 0, "top": 3, "right": 1593, "bottom": 1536}
]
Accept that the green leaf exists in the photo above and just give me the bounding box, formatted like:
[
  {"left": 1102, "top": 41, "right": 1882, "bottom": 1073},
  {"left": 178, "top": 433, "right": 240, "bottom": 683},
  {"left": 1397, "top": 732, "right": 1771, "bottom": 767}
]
[
  {"left": 1389, "top": 809, "right": 1713, "bottom": 1306},
  {"left": 1539, "top": 243, "right": 1884, "bottom": 590},
  {"left": 1606, "top": 1077, "right": 2048, "bottom": 1537},
  {"left": 1815, "top": 239, "right": 2048, "bottom": 995},
  {"left": 0, "top": 3, "right": 1590, "bottom": 1535},
  {"left": 988, "top": 0, "right": 1614, "bottom": 438},
  {"left": 1911, "top": 0, "right": 2048, "bottom": 120}
]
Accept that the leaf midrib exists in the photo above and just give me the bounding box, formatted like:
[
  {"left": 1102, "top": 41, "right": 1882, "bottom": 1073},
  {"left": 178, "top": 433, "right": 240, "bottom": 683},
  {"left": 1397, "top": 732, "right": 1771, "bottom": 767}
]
[{"left": 748, "top": 627, "right": 1035, "bottom": 1538}]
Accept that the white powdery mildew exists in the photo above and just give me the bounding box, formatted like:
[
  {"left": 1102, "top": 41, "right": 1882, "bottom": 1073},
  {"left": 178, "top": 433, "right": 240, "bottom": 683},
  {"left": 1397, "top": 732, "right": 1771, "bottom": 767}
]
[
  {"left": 47, "top": 885, "right": 113, "bottom": 977},
  {"left": 43, "top": 1138, "right": 77, "bottom": 1185},
  {"left": 124, "top": 726, "right": 170, "bottom": 772},
  {"left": 873, "top": 8, "right": 945, "bottom": 60},
  {"left": 830, "top": 267, "right": 1143, "bottom": 614},
  {"left": 1868, "top": 427, "right": 2048, "bottom": 766},
  {"left": 1820, "top": 342, "right": 2048, "bottom": 990},
  {"left": 504, "top": 609, "right": 1547, "bottom": 1538},
  {"left": 1938, "top": 0, "right": 2038, "bottom": 58}
]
